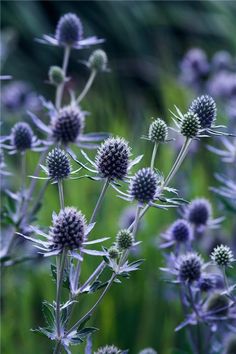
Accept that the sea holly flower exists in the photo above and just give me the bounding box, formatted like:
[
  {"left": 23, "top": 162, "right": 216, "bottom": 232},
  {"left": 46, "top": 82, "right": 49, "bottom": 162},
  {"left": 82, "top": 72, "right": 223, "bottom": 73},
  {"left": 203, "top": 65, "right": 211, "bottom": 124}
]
[
  {"left": 177, "top": 252, "right": 203, "bottom": 283},
  {"left": 182, "top": 198, "right": 224, "bottom": 233},
  {"left": 198, "top": 273, "right": 220, "bottom": 293},
  {"left": 160, "top": 219, "right": 193, "bottom": 249},
  {"left": 32, "top": 148, "right": 81, "bottom": 184},
  {"left": 207, "top": 137, "right": 236, "bottom": 163},
  {"left": 211, "top": 245, "right": 235, "bottom": 267},
  {"left": 95, "top": 345, "right": 124, "bottom": 354},
  {"left": 37, "top": 13, "right": 104, "bottom": 49},
  {"left": 142, "top": 118, "right": 170, "bottom": 143},
  {"left": 189, "top": 95, "right": 233, "bottom": 137},
  {"left": 115, "top": 167, "right": 184, "bottom": 209},
  {"left": 88, "top": 49, "right": 109, "bottom": 72},
  {"left": 0, "top": 122, "right": 43, "bottom": 154},
  {"left": 17, "top": 207, "right": 108, "bottom": 260},
  {"left": 28, "top": 104, "right": 108, "bottom": 149},
  {"left": 70, "top": 137, "right": 143, "bottom": 183}
]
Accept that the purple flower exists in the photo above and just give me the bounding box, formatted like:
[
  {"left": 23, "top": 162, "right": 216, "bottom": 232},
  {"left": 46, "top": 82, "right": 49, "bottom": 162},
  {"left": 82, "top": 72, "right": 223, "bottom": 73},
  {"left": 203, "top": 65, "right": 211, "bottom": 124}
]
[{"left": 38, "top": 13, "right": 104, "bottom": 50}]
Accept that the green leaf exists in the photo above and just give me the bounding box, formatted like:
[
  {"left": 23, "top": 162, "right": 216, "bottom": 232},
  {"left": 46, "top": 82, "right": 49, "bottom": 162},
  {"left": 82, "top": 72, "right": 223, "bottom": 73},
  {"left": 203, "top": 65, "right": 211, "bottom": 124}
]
[{"left": 42, "top": 301, "right": 55, "bottom": 329}]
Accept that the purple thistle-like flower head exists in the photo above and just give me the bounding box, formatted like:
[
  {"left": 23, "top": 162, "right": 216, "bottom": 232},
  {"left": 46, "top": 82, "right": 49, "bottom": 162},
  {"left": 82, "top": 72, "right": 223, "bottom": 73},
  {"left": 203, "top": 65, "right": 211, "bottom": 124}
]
[
  {"left": 50, "top": 207, "right": 86, "bottom": 251},
  {"left": 170, "top": 219, "right": 193, "bottom": 243},
  {"left": 189, "top": 95, "right": 217, "bottom": 129},
  {"left": 46, "top": 148, "right": 71, "bottom": 181},
  {"left": 95, "top": 345, "right": 121, "bottom": 354},
  {"left": 95, "top": 137, "right": 130, "bottom": 180},
  {"left": 185, "top": 198, "right": 212, "bottom": 229},
  {"left": 198, "top": 274, "right": 217, "bottom": 292},
  {"left": 11, "top": 122, "right": 34, "bottom": 151},
  {"left": 55, "top": 13, "right": 83, "bottom": 46},
  {"left": 51, "top": 105, "right": 84, "bottom": 144},
  {"left": 129, "top": 168, "right": 158, "bottom": 204},
  {"left": 212, "top": 51, "right": 232, "bottom": 72},
  {"left": 177, "top": 253, "right": 203, "bottom": 283}
]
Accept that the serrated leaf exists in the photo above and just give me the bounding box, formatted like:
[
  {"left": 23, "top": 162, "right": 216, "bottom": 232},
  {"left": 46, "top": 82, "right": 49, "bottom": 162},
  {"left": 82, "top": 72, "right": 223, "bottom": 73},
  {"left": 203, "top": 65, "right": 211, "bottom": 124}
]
[
  {"left": 42, "top": 301, "right": 55, "bottom": 329},
  {"left": 77, "top": 327, "right": 98, "bottom": 338}
]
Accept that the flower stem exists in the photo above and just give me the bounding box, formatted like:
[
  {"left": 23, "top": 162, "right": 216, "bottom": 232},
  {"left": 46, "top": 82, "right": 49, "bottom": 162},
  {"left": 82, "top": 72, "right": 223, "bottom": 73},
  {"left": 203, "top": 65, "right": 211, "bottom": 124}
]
[
  {"left": 77, "top": 69, "right": 97, "bottom": 104},
  {"left": 150, "top": 142, "right": 158, "bottom": 169},
  {"left": 56, "top": 45, "right": 71, "bottom": 110},
  {"left": 90, "top": 178, "right": 109, "bottom": 224},
  {"left": 21, "top": 152, "right": 26, "bottom": 191},
  {"left": 55, "top": 249, "right": 67, "bottom": 339},
  {"left": 164, "top": 137, "right": 192, "bottom": 187},
  {"left": 58, "top": 180, "right": 65, "bottom": 210},
  {"left": 67, "top": 272, "right": 116, "bottom": 335}
]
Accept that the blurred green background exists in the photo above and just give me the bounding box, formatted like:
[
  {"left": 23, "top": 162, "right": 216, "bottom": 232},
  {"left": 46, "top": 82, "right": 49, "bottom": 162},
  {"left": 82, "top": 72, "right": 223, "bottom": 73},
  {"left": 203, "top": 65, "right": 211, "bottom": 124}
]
[{"left": 1, "top": 1, "right": 236, "bottom": 353}]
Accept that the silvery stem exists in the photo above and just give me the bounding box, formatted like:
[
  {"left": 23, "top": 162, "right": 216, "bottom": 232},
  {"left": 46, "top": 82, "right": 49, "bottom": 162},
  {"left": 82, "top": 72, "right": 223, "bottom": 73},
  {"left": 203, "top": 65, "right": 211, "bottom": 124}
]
[
  {"left": 56, "top": 45, "right": 71, "bottom": 110},
  {"left": 77, "top": 69, "right": 97, "bottom": 104},
  {"left": 150, "top": 142, "right": 158, "bottom": 169}
]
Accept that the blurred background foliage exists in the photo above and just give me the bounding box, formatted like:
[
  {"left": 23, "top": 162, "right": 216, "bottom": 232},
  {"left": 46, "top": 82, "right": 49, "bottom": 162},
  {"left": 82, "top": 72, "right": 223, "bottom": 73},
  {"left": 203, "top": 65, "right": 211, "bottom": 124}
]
[{"left": 1, "top": 1, "right": 236, "bottom": 353}]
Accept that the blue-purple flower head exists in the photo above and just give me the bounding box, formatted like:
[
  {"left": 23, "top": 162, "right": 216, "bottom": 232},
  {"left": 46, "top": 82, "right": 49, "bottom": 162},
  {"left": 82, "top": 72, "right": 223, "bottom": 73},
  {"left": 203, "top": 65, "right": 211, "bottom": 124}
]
[
  {"left": 51, "top": 105, "right": 85, "bottom": 145},
  {"left": 18, "top": 207, "right": 107, "bottom": 259},
  {"left": 95, "top": 137, "right": 131, "bottom": 180},
  {"left": 183, "top": 198, "right": 223, "bottom": 232},
  {"left": 177, "top": 252, "right": 203, "bottom": 283},
  {"left": 38, "top": 12, "right": 104, "bottom": 49},
  {"left": 46, "top": 148, "right": 71, "bottom": 181},
  {"left": 189, "top": 95, "right": 217, "bottom": 129},
  {"left": 180, "top": 48, "right": 209, "bottom": 87},
  {"left": 95, "top": 345, "right": 122, "bottom": 354},
  {"left": 160, "top": 219, "right": 193, "bottom": 249},
  {"left": 11, "top": 122, "right": 34, "bottom": 152},
  {"left": 50, "top": 207, "right": 86, "bottom": 251},
  {"left": 198, "top": 273, "right": 218, "bottom": 292},
  {"left": 55, "top": 13, "right": 83, "bottom": 46},
  {"left": 212, "top": 51, "right": 233, "bottom": 72},
  {"left": 129, "top": 168, "right": 158, "bottom": 204}
]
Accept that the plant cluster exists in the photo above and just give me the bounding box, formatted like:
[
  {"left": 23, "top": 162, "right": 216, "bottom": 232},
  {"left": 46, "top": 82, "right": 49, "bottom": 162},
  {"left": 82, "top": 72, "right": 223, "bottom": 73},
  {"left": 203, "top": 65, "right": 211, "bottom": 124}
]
[{"left": 1, "top": 12, "right": 235, "bottom": 354}]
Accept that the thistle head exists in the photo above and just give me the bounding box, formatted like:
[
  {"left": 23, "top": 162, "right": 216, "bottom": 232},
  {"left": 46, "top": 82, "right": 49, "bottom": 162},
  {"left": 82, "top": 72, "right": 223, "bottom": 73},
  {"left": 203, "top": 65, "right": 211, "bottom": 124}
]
[
  {"left": 95, "top": 345, "right": 121, "bottom": 354},
  {"left": 169, "top": 219, "right": 193, "bottom": 243},
  {"left": 189, "top": 95, "right": 217, "bottom": 129},
  {"left": 206, "top": 293, "right": 229, "bottom": 316},
  {"left": 185, "top": 198, "right": 212, "bottom": 228},
  {"left": 139, "top": 349, "right": 157, "bottom": 354},
  {"left": 198, "top": 274, "right": 217, "bottom": 292},
  {"left": 116, "top": 229, "right": 134, "bottom": 250},
  {"left": 211, "top": 244, "right": 234, "bottom": 267},
  {"left": 88, "top": 49, "right": 108, "bottom": 71},
  {"left": 108, "top": 246, "right": 119, "bottom": 260},
  {"left": 55, "top": 13, "right": 82, "bottom": 45},
  {"left": 95, "top": 137, "right": 130, "bottom": 180},
  {"left": 46, "top": 148, "right": 71, "bottom": 181},
  {"left": 11, "top": 122, "right": 34, "bottom": 151},
  {"left": 177, "top": 253, "right": 202, "bottom": 283},
  {"left": 52, "top": 105, "right": 84, "bottom": 144},
  {"left": 225, "top": 335, "right": 236, "bottom": 354},
  {"left": 148, "top": 118, "right": 168, "bottom": 143},
  {"left": 48, "top": 66, "right": 65, "bottom": 86},
  {"left": 129, "top": 167, "right": 158, "bottom": 204},
  {"left": 180, "top": 111, "right": 201, "bottom": 138},
  {"left": 50, "top": 207, "right": 86, "bottom": 251}
]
